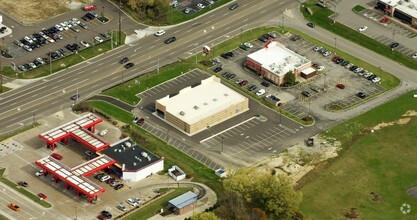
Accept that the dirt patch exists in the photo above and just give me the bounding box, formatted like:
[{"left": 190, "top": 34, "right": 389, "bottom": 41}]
[{"left": 0, "top": 0, "right": 92, "bottom": 25}]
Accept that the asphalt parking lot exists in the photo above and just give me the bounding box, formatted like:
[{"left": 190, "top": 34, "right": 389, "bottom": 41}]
[{"left": 135, "top": 69, "right": 308, "bottom": 167}]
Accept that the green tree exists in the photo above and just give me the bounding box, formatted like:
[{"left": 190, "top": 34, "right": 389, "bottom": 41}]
[
  {"left": 191, "top": 212, "right": 219, "bottom": 220},
  {"left": 223, "top": 168, "right": 302, "bottom": 217},
  {"left": 283, "top": 71, "right": 296, "bottom": 86}
]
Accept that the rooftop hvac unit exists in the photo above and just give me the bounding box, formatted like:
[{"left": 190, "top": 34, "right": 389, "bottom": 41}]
[
  {"left": 147, "top": 156, "right": 151, "bottom": 161},
  {"left": 141, "top": 152, "right": 148, "bottom": 158},
  {"left": 133, "top": 162, "right": 137, "bottom": 166},
  {"left": 179, "top": 111, "right": 185, "bottom": 116},
  {"left": 125, "top": 142, "right": 132, "bottom": 147},
  {"left": 194, "top": 105, "right": 199, "bottom": 110},
  {"left": 119, "top": 149, "right": 122, "bottom": 153}
]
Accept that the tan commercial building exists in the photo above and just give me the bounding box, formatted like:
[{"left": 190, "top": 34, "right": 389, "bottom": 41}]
[
  {"left": 245, "top": 40, "right": 312, "bottom": 85},
  {"left": 155, "top": 76, "right": 249, "bottom": 135}
]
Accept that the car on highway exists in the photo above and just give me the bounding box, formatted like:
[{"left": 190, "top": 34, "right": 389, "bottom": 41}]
[
  {"left": 119, "top": 57, "right": 129, "bottom": 64},
  {"left": 229, "top": 3, "right": 239, "bottom": 10},
  {"left": 358, "top": 25, "right": 368, "bottom": 32},
  {"left": 51, "top": 153, "right": 63, "bottom": 160},
  {"left": 71, "top": 94, "right": 80, "bottom": 100},
  {"left": 164, "top": 36, "right": 176, "bottom": 44},
  {"left": 37, "top": 193, "right": 47, "bottom": 199},
  {"left": 18, "top": 181, "right": 28, "bottom": 187},
  {"left": 307, "top": 22, "right": 315, "bottom": 28},
  {"left": 124, "top": 62, "right": 135, "bottom": 69},
  {"left": 154, "top": 30, "right": 165, "bottom": 36},
  {"left": 9, "top": 203, "right": 20, "bottom": 211}
]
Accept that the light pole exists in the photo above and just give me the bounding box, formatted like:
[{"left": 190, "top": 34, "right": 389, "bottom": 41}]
[
  {"left": 334, "top": 37, "right": 337, "bottom": 54},
  {"left": 49, "top": 50, "right": 52, "bottom": 75},
  {"left": 240, "top": 28, "right": 243, "bottom": 44},
  {"left": 0, "top": 38, "right": 3, "bottom": 93}
]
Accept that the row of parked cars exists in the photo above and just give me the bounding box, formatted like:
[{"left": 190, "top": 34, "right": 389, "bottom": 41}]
[
  {"left": 95, "top": 173, "right": 125, "bottom": 190},
  {"left": 258, "top": 32, "right": 278, "bottom": 43},
  {"left": 331, "top": 55, "right": 381, "bottom": 83}
]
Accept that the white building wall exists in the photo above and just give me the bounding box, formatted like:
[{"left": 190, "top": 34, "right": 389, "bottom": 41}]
[{"left": 122, "top": 160, "right": 164, "bottom": 182}]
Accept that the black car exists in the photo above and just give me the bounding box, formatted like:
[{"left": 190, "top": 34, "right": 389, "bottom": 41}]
[
  {"left": 307, "top": 23, "right": 315, "bottom": 28},
  {"left": 341, "top": 60, "right": 350, "bottom": 66},
  {"left": 225, "top": 51, "right": 234, "bottom": 57},
  {"left": 124, "top": 62, "right": 134, "bottom": 69},
  {"left": 258, "top": 36, "right": 268, "bottom": 43},
  {"left": 357, "top": 92, "right": 366, "bottom": 99},
  {"left": 70, "top": 94, "right": 80, "bottom": 100},
  {"left": 101, "top": 210, "right": 112, "bottom": 219},
  {"left": 227, "top": 73, "right": 236, "bottom": 80},
  {"left": 212, "top": 66, "right": 222, "bottom": 73},
  {"left": 248, "top": 84, "right": 257, "bottom": 91},
  {"left": 261, "top": 82, "right": 270, "bottom": 87},
  {"left": 164, "top": 36, "right": 176, "bottom": 44},
  {"left": 350, "top": 66, "right": 358, "bottom": 71},
  {"left": 114, "top": 183, "right": 124, "bottom": 190},
  {"left": 229, "top": 3, "right": 239, "bottom": 10},
  {"left": 302, "top": 91, "right": 311, "bottom": 97},
  {"left": 390, "top": 42, "right": 399, "bottom": 48},
  {"left": 290, "top": 35, "right": 301, "bottom": 41},
  {"left": 220, "top": 53, "right": 230, "bottom": 59},
  {"left": 221, "top": 72, "right": 230, "bottom": 78},
  {"left": 119, "top": 57, "right": 129, "bottom": 64}
]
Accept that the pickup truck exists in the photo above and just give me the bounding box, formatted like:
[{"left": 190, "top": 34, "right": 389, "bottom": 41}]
[{"left": 9, "top": 203, "right": 20, "bottom": 211}]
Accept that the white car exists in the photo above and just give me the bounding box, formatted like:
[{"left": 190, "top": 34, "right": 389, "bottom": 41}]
[
  {"left": 184, "top": 8, "right": 191, "bottom": 14},
  {"left": 55, "top": 24, "right": 63, "bottom": 31},
  {"left": 244, "top": 42, "right": 253, "bottom": 48},
  {"left": 71, "top": 18, "right": 80, "bottom": 24},
  {"left": 35, "top": 170, "right": 44, "bottom": 176},
  {"left": 99, "top": 129, "right": 108, "bottom": 136},
  {"left": 36, "top": 57, "right": 45, "bottom": 64},
  {"left": 323, "top": 51, "right": 332, "bottom": 57},
  {"left": 313, "top": 46, "right": 322, "bottom": 52},
  {"left": 354, "top": 67, "right": 363, "bottom": 73},
  {"left": 154, "top": 30, "right": 166, "bottom": 37},
  {"left": 99, "top": 175, "right": 110, "bottom": 182},
  {"left": 317, "top": 66, "right": 325, "bottom": 71},
  {"left": 23, "top": 45, "right": 32, "bottom": 52},
  {"left": 95, "top": 36, "right": 104, "bottom": 43},
  {"left": 24, "top": 36, "right": 33, "bottom": 44},
  {"left": 127, "top": 198, "right": 139, "bottom": 207},
  {"left": 411, "top": 53, "right": 417, "bottom": 59},
  {"left": 372, "top": 77, "right": 381, "bottom": 83},
  {"left": 196, "top": 3, "right": 205, "bottom": 9},
  {"left": 358, "top": 26, "right": 368, "bottom": 32},
  {"left": 256, "top": 89, "right": 266, "bottom": 96},
  {"left": 80, "top": 40, "right": 90, "bottom": 47}
]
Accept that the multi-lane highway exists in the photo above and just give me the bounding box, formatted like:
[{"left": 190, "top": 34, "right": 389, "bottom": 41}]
[
  {"left": 0, "top": 0, "right": 297, "bottom": 135},
  {"left": 1, "top": 0, "right": 417, "bottom": 136}
]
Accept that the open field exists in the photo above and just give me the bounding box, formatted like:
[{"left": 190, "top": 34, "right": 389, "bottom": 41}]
[{"left": 299, "top": 90, "right": 417, "bottom": 219}]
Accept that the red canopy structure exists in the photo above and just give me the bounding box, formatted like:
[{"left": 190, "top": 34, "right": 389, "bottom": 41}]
[
  {"left": 38, "top": 113, "right": 109, "bottom": 151},
  {"left": 35, "top": 155, "right": 116, "bottom": 203}
]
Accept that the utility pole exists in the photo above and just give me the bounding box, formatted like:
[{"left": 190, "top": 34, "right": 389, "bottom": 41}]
[{"left": 221, "top": 137, "right": 224, "bottom": 154}]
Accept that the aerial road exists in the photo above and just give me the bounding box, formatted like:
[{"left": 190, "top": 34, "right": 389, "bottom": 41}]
[{"left": 0, "top": 0, "right": 296, "bottom": 135}]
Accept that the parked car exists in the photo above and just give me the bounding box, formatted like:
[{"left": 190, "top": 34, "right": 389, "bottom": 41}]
[
  {"left": 35, "top": 170, "right": 44, "bottom": 177},
  {"left": 261, "top": 82, "right": 270, "bottom": 87},
  {"left": 357, "top": 92, "right": 366, "bottom": 99},
  {"left": 101, "top": 210, "right": 112, "bottom": 219},
  {"left": 390, "top": 42, "right": 399, "bottom": 49},
  {"left": 100, "top": 175, "right": 111, "bottom": 182},
  {"left": 51, "top": 153, "right": 63, "bottom": 160},
  {"left": 80, "top": 41, "right": 90, "bottom": 47},
  {"left": 114, "top": 183, "right": 124, "bottom": 190},
  {"left": 117, "top": 204, "right": 127, "bottom": 212},
  {"left": 258, "top": 36, "right": 268, "bottom": 43},
  {"left": 94, "top": 36, "right": 104, "bottom": 43},
  {"left": 239, "top": 44, "right": 249, "bottom": 51},
  {"left": 411, "top": 53, "right": 417, "bottom": 59},
  {"left": 248, "top": 84, "right": 257, "bottom": 91},
  {"left": 313, "top": 46, "right": 322, "bottom": 52},
  {"left": 212, "top": 66, "right": 222, "bottom": 73},
  {"left": 127, "top": 198, "right": 139, "bottom": 206},
  {"left": 336, "top": 83, "right": 345, "bottom": 89},
  {"left": 244, "top": 42, "right": 253, "bottom": 48},
  {"left": 301, "top": 91, "right": 311, "bottom": 97},
  {"left": 99, "top": 129, "right": 108, "bottom": 136},
  {"left": 256, "top": 89, "right": 266, "bottom": 96},
  {"left": 358, "top": 25, "right": 368, "bottom": 32}
]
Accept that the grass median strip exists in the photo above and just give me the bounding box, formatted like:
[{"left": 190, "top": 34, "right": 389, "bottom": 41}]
[{"left": 0, "top": 168, "right": 51, "bottom": 208}]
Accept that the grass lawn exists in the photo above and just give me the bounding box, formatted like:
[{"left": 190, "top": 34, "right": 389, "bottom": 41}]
[
  {"left": 124, "top": 187, "right": 192, "bottom": 220},
  {"left": 299, "top": 90, "right": 417, "bottom": 219},
  {"left": 353, "top": 5, "right": 366, "bottom": 13},
  {"left": 3, "top": 30, "right": 125, "bottom": 79},
  {"left": 0, "top": 168, "right": 51, "bottom": 208},
  {"left": 86, "top": 101, "right": 223, "bottom": 193},
  {"left": 301, "top": 1, "right": 417, "bottom": 72}
]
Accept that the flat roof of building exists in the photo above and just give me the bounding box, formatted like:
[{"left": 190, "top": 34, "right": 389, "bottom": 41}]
[
  {"left": 100, "top": 138, "right": 162, "bottom": 171},
  {"left": 156, "top": 76, "right": 248, "bottom": 124},
  {"left": 396, "top": 3, "right": 417, "bottom": 19},
  {"left": 380, "top": 0, "right": 400, "bottom": 7},
  {"left": 302, "top": 67, "right": 316, "bottom": 75},
  {"left": 35, "top": 156, "right": 104, "bottom": 197},
  {"left": 168, "top": 191, "right": 197, "bottom": 209},
  {"left": 247, "top": 41, "right": 310, "bottom": 77}
]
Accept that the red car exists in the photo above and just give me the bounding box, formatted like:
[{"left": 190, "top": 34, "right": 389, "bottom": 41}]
[
  {"left": 331, "top": 56, "right": 340, "bottom": 62},
  {"left": 336, "top": 83, "right": 345, "bottom": 89},
  {"left": 379, "top": 17, "right": 389, "bottom": 23},
  {"left": 51, "top": 153, "right": 63, "bottom": 160},
  {"left": 38, "top": 193, "right": 47, "bottom": 199},
  {"left": 312, "top": 63, "right": 319, "bottom": 68},
  {"left": 84, "top": 5, "right": 97, "bottom": 11}
]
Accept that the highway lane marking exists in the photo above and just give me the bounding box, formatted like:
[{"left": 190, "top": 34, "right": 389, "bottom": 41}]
[
  {"left": 92, "top": 70, "right": 98, "bottom": 73},
  {"left": 186, "top": 29, "right": 193, "bottom": 33}
]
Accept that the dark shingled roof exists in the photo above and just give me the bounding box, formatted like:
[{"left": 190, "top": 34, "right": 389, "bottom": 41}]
[{"left": 101, "top": 138, "right": 161, "bottom": 171}]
